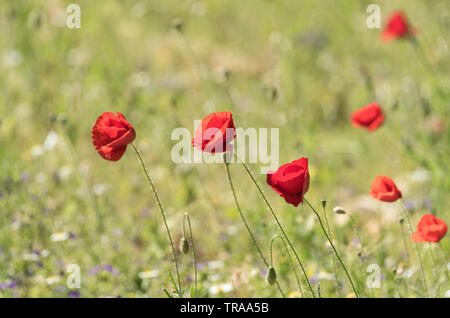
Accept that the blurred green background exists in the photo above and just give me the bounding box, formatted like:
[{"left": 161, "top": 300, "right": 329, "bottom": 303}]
[{"left": 0, "top": 0, "right": 448, "bottom": 297}]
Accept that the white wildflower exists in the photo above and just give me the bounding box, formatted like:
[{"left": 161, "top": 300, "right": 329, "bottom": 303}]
[{"left": 51, "top": 232, "right": 68, "bottom": 242}]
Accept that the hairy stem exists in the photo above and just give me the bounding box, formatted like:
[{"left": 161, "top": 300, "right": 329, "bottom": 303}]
[
  {"left": 225, "top": 162, "right": 285, "bottom": 297},
  {"left": 399, "top": 201, "right": 429, "bottom": 297},
  {"left": 304, "top": 197, "right": 359, "bottom": 297},
  {"left": 234, "top": 153, "right": 315, "bottom": 297},
  {"left": 322, "top": 203, "right": 342, "bottom": 297},
  {"left": 270, "top": 235, "right": 303, "bottom": 296},
  {"left": 131, "top": 144, "right": 182, "bottom": 294},
  {"left": 183, "top": 212, "right": 198, "bottom": 297}
]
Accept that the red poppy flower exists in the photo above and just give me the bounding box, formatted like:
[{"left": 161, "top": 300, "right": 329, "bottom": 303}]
[
  {"left": 92, "top": 112, "right": 136, "bottom": 161},
  {"left": 266, "top": 157, "right": 310, "bottom": 207},
  {"left": 192, "top": 111, "right": 236, "bottom": 153},
  {"left": 350, "top": 103, "right": 384, "bottom": 132},
  {"left": 370, "top": 175, "right": 402, "bottom": 202},
  {"left": 381, "top": 11, "right": 416, "bottom": 42},
  {"left": 411, "top": 214, "right": 447, "bottom": 243}
]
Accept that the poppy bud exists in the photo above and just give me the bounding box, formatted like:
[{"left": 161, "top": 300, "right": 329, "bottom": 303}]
[
  {"left": 266, "top": 266, "right": 277, "bottom": 285},
  {"left": 398, "top": 216, "right": 404, "bottom": 224},
  {"left": 321, "top": 198, "right": 327, "bottom": 209},
  {"left": 223, "top": 69, "right": 231, "bottom": 81},
  {"left": 270, "top": 87, "right": 278, "bottom": 101},
  {"left": 333, "top": 206, "right": 346, "bottom": 215},
  {"left": 172, "top": 18, "right": 183, "bottom": 32},
  {"left": 180, "top": 237, "right": 189, "bottom": 254}
]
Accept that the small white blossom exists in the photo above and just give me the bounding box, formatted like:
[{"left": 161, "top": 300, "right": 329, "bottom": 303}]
[
  {"left": 45, "top": 276, "right": 61, "bottom": 285},
  {"left": 44, "top": 131, "right": 59, "bottom": 151},
  {"left": 209, "top": 283, "right": 233, "bottom": 295},
  {"left": 138, "top": 270, "right": 160, "bottom": 279},
  {"left": 51, "top": 232, "right": 68, "bottom": 242}
]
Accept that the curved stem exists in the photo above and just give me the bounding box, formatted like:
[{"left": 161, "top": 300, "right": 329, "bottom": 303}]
[
  {"left": 60, "top": 128, "right": 104, "bottom": 232},
  {"left": 303, "top": 197, "right": 359, "bottom": 297},
  {"left": 349, "top": 213, "right": 375, "bottom": 298},
  {"left": 176, "top": 29, "right": 216, "bottom": 107},
  {"left": 322, "top": 203, "right": 341, "bottom": 297},
  {"left": 234, "top": 153, "right": 315, "bottom": 297},
  {"left": 270, "top": 235, "right": 303, "bottom": 296},
  {"left": 409, "top": 38, "right": 435, "bottom": 73},
  {"left": 184, "top": 212, "right": 198, "bottom": 297},
  {"left": 399, "top": 201, "right": 430, "bottom": 297},
  {"left": 399, "top": 220, "right": 411, "bottom": 263},
  {"left": 131, "top": 144, "right": 182, "bottom": 295},
  {"left": 428, "top": 243, "right": 439, "bottom": 297},
  {"left": 225, "top": 162, "right": 285, "bottom": 297}
]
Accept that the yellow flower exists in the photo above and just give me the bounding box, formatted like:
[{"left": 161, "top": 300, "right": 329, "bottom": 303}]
[{"left": 288, "top": 291, "right": 301, "bottom": 298}]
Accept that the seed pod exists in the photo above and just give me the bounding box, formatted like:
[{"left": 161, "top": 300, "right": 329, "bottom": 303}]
[
  {"left": 266, "top": 266, "right": 277, "bottom": 285},
  {"left": 321, "top": 198, "right": 327, "bottom": 209},
  {"left": 333, "top": 206, "right": 346, "bottom": 215},
  {"left": 223, "top": 69, "right": 231, "bottom": 81},
  {"left": 180, "top": 237, "right": 189, "bottom": 254},
  {"left": 172, "top": 18, "right": 183, "bottom": 32}
]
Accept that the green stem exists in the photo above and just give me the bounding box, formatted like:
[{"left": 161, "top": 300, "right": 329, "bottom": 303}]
[
  {"left": 60, "top": 128, "right": 104, "bottom": 232},
  {"left": 270, "top": 235, "right": 303, "bottom": 296},
  {"left": 349, "top": 213, "right": 375, "bottom": 298},
  {"left": 399, "top": 219, "right": 411, "bottom": 263},
  {"left": 303, "top": 197, "right": 359, "bottom": 297},
  {"left": 177, "top": 29, "right": 216, "bottom": 107},
  {"left": 349, "top": 215, "right": 364, "bottom": 263},
  {"left": 225, "top": 162, "right": 285, "bottom": 297},
  {"left": 409, "top": 37, "right": 435, "bottom": 73},
  {"left": 322, "top": 203, "right": 342, "bottom": 297},
  {"left": 131, "top": 143, "right": 182, "bottom": 295},
  {"left": 398, "top": 201, "right": 430, "bottom": 297},
  {"left": 428, "top": 242, "right": 439, "bottom": 297},
  {"left": 184, "top": 212, "right": 198, "bottom": 298},
  {"left": 234, "top": 153, "right": 315, "bottom": 297}
]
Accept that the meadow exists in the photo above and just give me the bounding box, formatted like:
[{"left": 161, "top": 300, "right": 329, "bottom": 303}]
[{"left": 0, "top": 0, "right": 448, "bottom": 298}]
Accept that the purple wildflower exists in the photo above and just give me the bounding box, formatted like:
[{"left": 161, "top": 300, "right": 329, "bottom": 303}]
[{"left": 68, "top": 290, "right": 81, "bottom": 298}]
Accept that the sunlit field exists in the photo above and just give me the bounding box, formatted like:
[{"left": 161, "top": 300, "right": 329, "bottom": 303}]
[{"left": 0, "top": 0, "right": 449, "bottom": 298}]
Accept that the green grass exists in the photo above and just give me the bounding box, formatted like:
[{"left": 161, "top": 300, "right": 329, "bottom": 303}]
[{"left": 0, "top": 0, "right": 449, "bottom": 297}]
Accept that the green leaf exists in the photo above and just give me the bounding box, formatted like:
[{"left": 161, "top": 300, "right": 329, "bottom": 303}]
[
  {"left": 167, "top": 269, "right": 180, "bottom": 295},
  {"left": 163, "top": 288, "right": 173, "bottom": 298}
]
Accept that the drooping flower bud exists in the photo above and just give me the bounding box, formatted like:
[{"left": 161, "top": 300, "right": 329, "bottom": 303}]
[
  {"left": 266, "top": 266, "right": 277, "bottom": 285},
  {"left": 172, "top": 18, "right": 183, "bottom": 32},
  {"left": 321, "top": 198, "right": 327, "bottom": 209},
  {"left": 180, "top": 237, "right": 189, "bottom": 254},
  {"left": 333, "top": 206, "right": 346, "bottom": 215}
]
